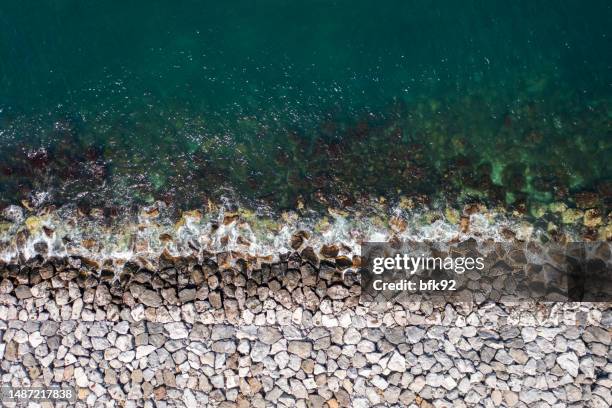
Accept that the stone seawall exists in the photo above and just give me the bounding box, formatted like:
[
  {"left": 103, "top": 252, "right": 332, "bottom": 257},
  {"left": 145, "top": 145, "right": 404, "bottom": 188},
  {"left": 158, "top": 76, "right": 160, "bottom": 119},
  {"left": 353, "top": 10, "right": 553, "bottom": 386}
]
[{"left": 0, "top": 255, "right": 611, "bottom": 407}]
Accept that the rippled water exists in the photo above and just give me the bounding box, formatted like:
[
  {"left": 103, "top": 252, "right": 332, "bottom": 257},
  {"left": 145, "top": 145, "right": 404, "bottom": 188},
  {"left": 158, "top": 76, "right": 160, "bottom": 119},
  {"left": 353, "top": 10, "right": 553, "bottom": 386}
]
[{"left": 1, "top": 1, "right": 611, "bottom": 213}]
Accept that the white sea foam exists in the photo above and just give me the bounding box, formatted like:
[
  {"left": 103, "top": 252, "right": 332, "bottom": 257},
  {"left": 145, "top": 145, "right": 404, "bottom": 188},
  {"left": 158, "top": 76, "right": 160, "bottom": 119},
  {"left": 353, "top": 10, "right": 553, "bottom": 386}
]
[{"left": 0, "top": 201, "right": 563, "bottom": 271}]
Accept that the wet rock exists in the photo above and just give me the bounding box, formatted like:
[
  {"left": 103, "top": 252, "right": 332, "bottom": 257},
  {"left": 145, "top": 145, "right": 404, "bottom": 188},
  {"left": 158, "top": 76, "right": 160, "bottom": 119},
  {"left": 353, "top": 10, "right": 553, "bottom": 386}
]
[
  {"left": 320, "top": 244, "right": 339, "bottom": 259},
  {"left": 574, "top": 191, "right": 600, "bottom": 209},
  {"left": 138, "top": 289, "right": 162, "bottom": 307},
  {"left": 562, "top": 208, "right": 583, "bottom": 224},
  {"left": 290, "top": 231, "right": 309, "bottom": 250},
  {"left": 301, "top": 246, "right": 319, "bottom": 265},
  {"left": 335, "top": 255, "right": 353, "bottom": 269},
  {"left": 584, "top": 208, "right": 603, "bottom": 228},
  {"left": 2, "top": 205, "right": 24, "bottom": 223}
]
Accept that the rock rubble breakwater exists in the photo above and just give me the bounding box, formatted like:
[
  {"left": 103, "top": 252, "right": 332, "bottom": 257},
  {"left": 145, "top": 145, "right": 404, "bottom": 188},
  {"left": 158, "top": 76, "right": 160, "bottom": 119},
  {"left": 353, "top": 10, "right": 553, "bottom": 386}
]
[{"left": 1, "top": 250, "right": 611, "bottom": 407}]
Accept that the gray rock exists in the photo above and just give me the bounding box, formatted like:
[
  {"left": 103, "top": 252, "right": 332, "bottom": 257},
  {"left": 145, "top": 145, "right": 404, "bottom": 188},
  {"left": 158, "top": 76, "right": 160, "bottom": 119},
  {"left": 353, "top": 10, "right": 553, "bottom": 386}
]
[
  {"left": 178, "top": 288, "right": 196, "bottom": 303},
  {"left": 250, "top": 341, "right": 270, "bottom": 362},
  {"left": 115, "top": 335, "right": 132, "bottom": 351},
  {"left": 118, "top": 350, "right": 135, "bottom": 363},
  {"left": 565, "top": 384, "right": 582, "bottom": 402},
  {"left": 89, "top": 322, "right": 109, "bottom": 337},
  {"left": 289, "top": 379, "right": 308, "bottom": 399},
  {"left": 405, "top": 327, "right": 425, "bottom": 344},
  {"left": 258, "top": 326, "right": 282, "bottom": 345},
  {"left": 500, "top": 326, "right": 520, "bottom": 340},
  {"left": 327, "top": 285, "right": 349, "bottom": 300},
  {"left": 114, "top": 321, "right": 130, "bottom": 334},
  {"left": 95, "top": 285, "right": 112, "bottom": 306},
  {"left": 165, "top": 322, "right": 189, "bottom": 339},
  {"left": 519, "top": 389, "right": 540, "bottom": 404},
  {"left": 108, "top": 385, "right": 125, "bottom": 401},
  {"left": 28, "top": 332, "right": 44, "bottom": 348},
  {"left": 136, "top": 345, "right": 157, "bottom": 359},
  {"left": 55, "top": 289, "right": 70, "bottom": 305},
  {"left": 2, "top": 205, "right": 23, "bottom": 222},
  {"left": 388, "top": 351, "right": 406, "bottom": 372},
  {"left": 15, "top": 286, "right": 32, "bottom": 299},
  {"left": 172, "top": 349, "right": 187, "bottom": 364},
  {"left": 344, "top": 327, "right": 361, "bottom": 345},
  {"left": 508, "top": 348, "right": 529, "bottom": 364},
  {"left": 288, "top": 341, "right": 312, "bottom": 359},
  {"left": 557, "top": 352, "right": 579, "bottom": 377},
  {"left": 211, "top": 340, "right": 236, "bottom": 354},
  {"left": 91, "top": 337, "right": 111, "bottom": 350},
  {"left": 584, "top": 327, "right": 611, "bottom": 345},
  {"left": 504, "top": 391, "right": 519, "bottom": 406},
  {"left": 384, "top": 327, "right": 405, "bottom": 345},
  {"left": 494, "top": 349, "right": 514, "bottom": 365},
  {"left": 210, "top": 324, "right": 235, "bottom": 340},
  {"left": 74, "top": 367, "right": 89, "bottom": 387},
  {"left": 139, "top": 289, "right": 162, "bottom": 307}
]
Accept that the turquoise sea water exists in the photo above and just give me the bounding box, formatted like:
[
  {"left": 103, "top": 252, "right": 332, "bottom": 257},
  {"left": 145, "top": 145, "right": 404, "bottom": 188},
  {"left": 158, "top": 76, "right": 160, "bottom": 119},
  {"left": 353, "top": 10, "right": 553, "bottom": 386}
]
[{"left": 1, "top": 1, "right": 611, "bottom": 213}]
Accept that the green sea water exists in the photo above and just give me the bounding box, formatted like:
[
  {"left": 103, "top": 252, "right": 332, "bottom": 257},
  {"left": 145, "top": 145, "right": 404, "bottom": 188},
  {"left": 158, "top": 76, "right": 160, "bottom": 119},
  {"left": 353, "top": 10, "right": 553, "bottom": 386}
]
[{"left": 1, "top": 1, "right": 611, "bottom": 213}]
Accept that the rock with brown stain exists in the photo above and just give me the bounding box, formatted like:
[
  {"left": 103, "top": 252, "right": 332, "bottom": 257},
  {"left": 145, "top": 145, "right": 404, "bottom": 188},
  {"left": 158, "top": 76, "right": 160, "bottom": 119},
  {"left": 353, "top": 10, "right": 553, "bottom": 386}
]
[
  {"left": 290, "top": 232, "right": 307, "bottom": 250},
  {"left": 223, "top": 213, "right": 239, "bottom": 225},
  {"left": 320, "top": 244, "right": 339, "bottom": 258},
  {"left": 584, "top": 209, "right": 602, "bottom": 228},
  {"left": 301, "top": 246, "right": 319, "bottom": 265},
  {"left": 335, "top": 256, "right": 353, "bottom": 269},
  {"left": 460, "top": 216, "right": 470, "bottom": 233},
  {"left": 574, "top": 191, "right": 600, "bottom": 209}
]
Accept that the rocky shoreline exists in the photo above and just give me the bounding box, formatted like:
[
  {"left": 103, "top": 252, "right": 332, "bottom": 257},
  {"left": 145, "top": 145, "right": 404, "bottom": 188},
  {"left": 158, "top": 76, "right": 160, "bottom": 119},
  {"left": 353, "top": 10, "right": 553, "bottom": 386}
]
[
  {"left": 1, "top": 253, "right": 611, "bottom": 407},
  {"left": 1, "top": 198, "right": 611, "bottom": 278}
]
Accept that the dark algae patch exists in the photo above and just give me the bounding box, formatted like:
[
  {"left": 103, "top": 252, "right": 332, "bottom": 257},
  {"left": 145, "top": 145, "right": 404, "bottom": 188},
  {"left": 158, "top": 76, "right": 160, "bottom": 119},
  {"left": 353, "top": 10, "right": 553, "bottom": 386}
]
[{"left": 0, "top": 1, "right": 610, "bottom": 214}]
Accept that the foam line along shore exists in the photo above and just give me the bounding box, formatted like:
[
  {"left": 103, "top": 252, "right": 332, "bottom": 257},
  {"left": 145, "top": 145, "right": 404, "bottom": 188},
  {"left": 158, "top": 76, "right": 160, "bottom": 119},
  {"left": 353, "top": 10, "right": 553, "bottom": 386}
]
[{"left": 1, "top": 195, "right": 610, "bottom": 273}]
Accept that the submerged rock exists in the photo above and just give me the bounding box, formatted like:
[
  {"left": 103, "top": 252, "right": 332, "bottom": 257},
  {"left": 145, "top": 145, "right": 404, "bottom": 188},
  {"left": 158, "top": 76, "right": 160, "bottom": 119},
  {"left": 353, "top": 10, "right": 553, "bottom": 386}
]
[
  {"left": 574, "top": 191, "right": 600, "bottom": 209},
  {"left": 584, "top": 209, "right": 603, "bottom": 228}
]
